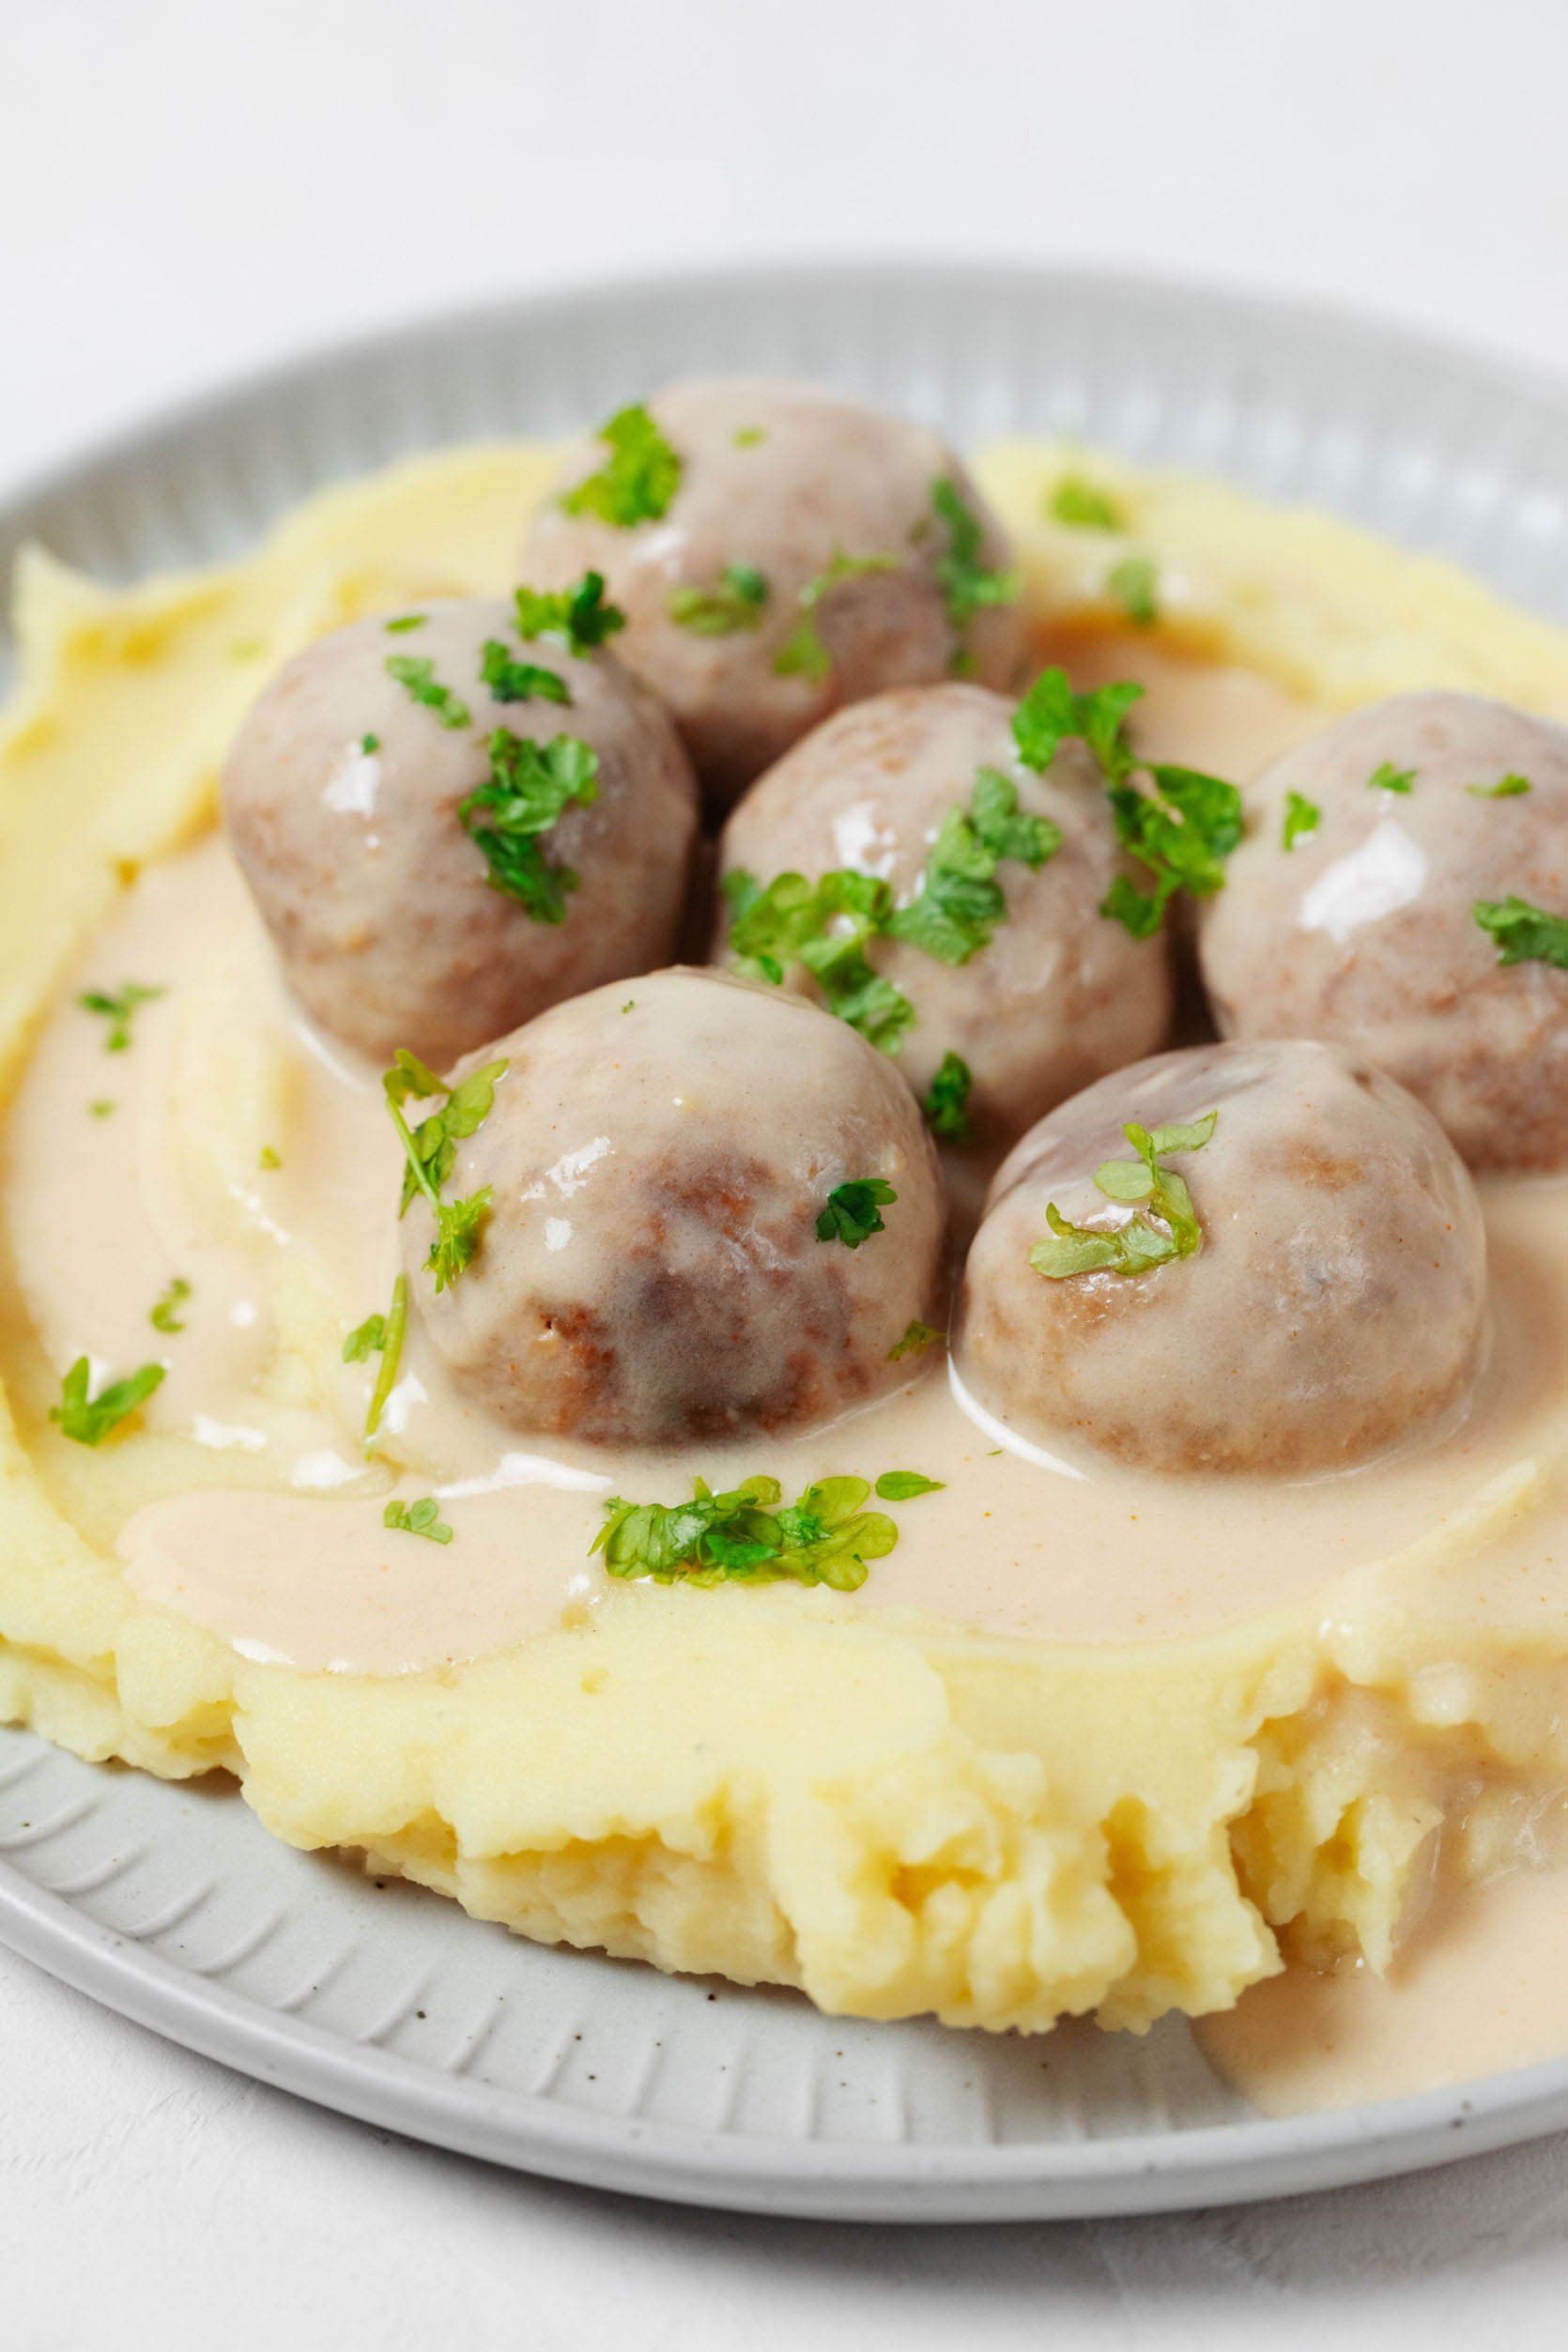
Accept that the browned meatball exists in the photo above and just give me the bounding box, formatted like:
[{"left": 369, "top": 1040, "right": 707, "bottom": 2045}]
[
  {"left": 1199, "top": 693, "right": 1568, "bottom": 1169},
  {"left": 958, "top": 1040, "right": 1486, "bottom": 1475},
  {"left": 223, "top": 598, "right": 699, "bottom": 1068},
  {"left": 520, "top": 379, "right": 1025, "bottom": 809},
  {"left": 714, "top": 684, "right": 1173, "bottom": 1148},
  {"left": 405, "top": 968, "right": 947, "bottom": 1445}
]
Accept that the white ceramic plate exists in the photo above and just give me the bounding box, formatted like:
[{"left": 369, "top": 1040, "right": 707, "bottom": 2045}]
[{"left": 4, "top": 262, "right": 1568, "bottom": 2222}]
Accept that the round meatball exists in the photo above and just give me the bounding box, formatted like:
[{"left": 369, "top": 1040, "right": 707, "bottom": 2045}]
[
  {"left": 406, "top": 967, "right": 948, "bottom": 1445},
  {"left": 223, "top": 598, "right": 699, "bottom": 1068},
  {"left": 520, "top": 379, "right": 1025, "bottom": 808},
  {"left": 1199, "top": 692, "right": 1568, "bottom": 1169},
  {"left": 715, "top": 684, "right": 1173, "bottom": 1148},
  {"left": 958, "top": 1039, "right": 1486, "bottom": 1475}
]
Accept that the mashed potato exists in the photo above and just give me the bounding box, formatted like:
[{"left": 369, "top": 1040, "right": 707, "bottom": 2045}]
[{"left": 3, "top": 439, "right": 1568, "bottom": 2037}]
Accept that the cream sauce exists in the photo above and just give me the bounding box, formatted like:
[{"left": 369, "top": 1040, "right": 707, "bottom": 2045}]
[{"left": 1199, "top": 1867, "right": 1568, "bottom": 2114}]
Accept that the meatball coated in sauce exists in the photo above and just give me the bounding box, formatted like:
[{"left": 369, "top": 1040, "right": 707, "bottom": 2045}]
[
  {"left": 1199, "top": 692, "right": 1568, "bottom": 1169},
  {"left": 958, "top": 1040, "right": 1487, "bottom": 1477},
  {"left": 223, "top": 599, "right": 699, "bottom": 1068},
  {"left": 520, "top": 379, "right": 1025, "bottom": 809},
  {"left": 406, "top": 969, "right": 947, "bottom": 1446},
  {"left": 715, "top": 684, "right": 1173, "bottom": 1148}
]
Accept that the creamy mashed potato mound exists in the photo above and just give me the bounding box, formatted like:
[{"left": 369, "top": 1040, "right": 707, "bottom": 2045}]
[{"left": 3, "top": 439, "right": 1568, "bottom": 2039}]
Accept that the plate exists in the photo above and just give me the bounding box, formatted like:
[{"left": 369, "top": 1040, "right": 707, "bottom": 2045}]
[{"left": 4, "top": 260, "right": 1568, "bottom": 2222}]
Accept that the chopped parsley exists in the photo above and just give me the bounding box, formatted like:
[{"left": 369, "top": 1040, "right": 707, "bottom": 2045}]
[
  {"left": 816, "top": 1177, "right": 896, "bottom": 1248},
  {"left": 874, "top": 1470, "right": 945, "bottom": 1500},
  {"left": 774, "top": 552, "right": 899, "bottom": 684},
  {"left": 385, "top": 614, "right": 426, "bottom": 634},
  {"left": 930, "top": 478, "right": 1021, "bottom": 649},
  {"left": 385, "top": 653, "right": 471, "bottom": 730},
  {"left": 723, "top": 867, "right": 915, "bottom": 1053},
  {"left": 361, "top": 732, "right": 380, "bottom": 753},
  {"left": 733, "top": 426, "right": 766, "bottom": 449},
  {"left": 513, "top": 572, "right": 626, "bottom": 653},
  {"left": 383, "top": 1052, "right": 508, "bottom": 1290},
  {"left": 458, "top": 730, "right": 599, "bottom": 923},
  {"left": 889, "top": 1320, "right": 940, "bottom": 1361},
  {"left": 478, "top": 640, "right": 570, "bottom": 705},
  {"left": 1468, "top": 773, "right": 1533, "bottom": 799},
  {"left": 1368, "top": 761, "right": 1416, "bottom": 794},
  {"left": 1011, "top": 669, "right": 1243, "bottom": 939},
  {"left": 885, "top": 770, "right": 1061, "bottom": 965},
  {"left": 1472, "top": 895, "right": 1568, "bottom": 971},
  {"left": 922, "top": 1051, "right": 974, "bottom": 1143},
  {"left": 1106, "top": 555, "right": 1159, "bottom": 627},
  {"left": 1283, "top": 791, "right": 1321, "bottom": 851},
  {"left": 258, "top": 1145, "right": 282, "bottom": 1171},
  {"left": 1030, "top": 1111, "right": 1217, "bottom": 1282},
  {"left": 1049, "top": 476, "right": 1126, "bottom": 531},
  {"left": 149, "top": 1278, "right": 191, "bottom": 1334},
  {"left": 80, "top": 982, "right": 163, "bottom": 1053},
  {"left": 561, "top": 403, "right": 682, "bottom": 526},
  {"left": 50, "top": 1357, "right": 164, "bottom": 1446},
  {"left": 592, "top": 1473, "right": 898, "bottom": 1591},
  {"left": 361, "top": 1272, "right": 408, "bottom": 1448},
  {"left": 89, "top": 1099, "right": 115, "bottom": 1119},
  {"left": 383, "top": 1496, "right": 453, "bottom": 1545},
  {"left": 669, "top": 563, "right": 769, "bottom": 636}
]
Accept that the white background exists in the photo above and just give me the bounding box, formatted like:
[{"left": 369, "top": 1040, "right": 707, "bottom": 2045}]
[{"left": 5, "top": 1, "right": 1568, "bottom": 2344}]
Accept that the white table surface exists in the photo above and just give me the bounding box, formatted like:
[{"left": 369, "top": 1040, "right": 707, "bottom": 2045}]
[{"left": 5, "top": 1, "right": 1568, "bottom": 2342}]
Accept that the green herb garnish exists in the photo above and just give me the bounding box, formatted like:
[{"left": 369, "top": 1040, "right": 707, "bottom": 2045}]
[
  {"left": 592, "top": 1473, "right": 898, "bottom": 1591},
  {"left": 513, "top": 572, "right": 626, "bottom": 653},
  {"left": 384, "top": 614, "right": 426, "bottom": 634},
  {"left": 343, "top": 1311, "right": 388, "bottom": 1363},
  {"left": 885, "top": 770, "right": 1061, "bottom": 965},
  {"left": 383, "top": 1496, "right": 453, "bottom": 1545},
  {"left": 1049, "top": 476, "right": 1125, "bottom": 530},
  {"left": 922, "top": 1050, "right": 974, "bottom": 1143},
  {"left": 1107, "top": 556, "right": 1159, "bottom": 626},
  {"left": 930, "top": 478, "right": 1020, "bottom": 647},
  {"left": 478, "top": 641, "right": 571, "bottom": 705},
  {"left": 1030, "top": 1111, "right": 1217, "bottom": 1282},
  {"left": 874, "top": 1470, "right": 945, "bottom": 1500},
  {"left": 149, "top": 1278, "right": 191, "bottom": 1334},
  {"left": 733, "top": 426, "right": 766, "bottom": 449},
  {"left": 723, "top": 867, "right": 915, "bottom": 1053},
  {"left": 50, "top": 1357, "right": 164, "bottom": 1447},
  {"left": 362, "top": 1273, "right": 408, "bottom": 1448},
  {"left": 383, "top": 1053, "right": 508, "bottom": 1290},
  {"left": 385, "top": 653, "right": 471, "bottom": 730},
  {"left": 458, "top": 730, "right": 598, "bottom": 923},
  {"left": 1468, "top": 774, "right": 1533, "bottom": 799},
  {"left": 361, "top": 732, "right": 380, "bottom": 753},
  {"left": 258, "top": 1145, "right": 282, "bottom": 1171},
  {"left": 561, "top": 403, "right": 682, "bottom": 526},
  {"left": 1368, "top": 761, "right": 1416, "bottom": 794},
  {"left": 89, "top": 1099, "right": 115, "bottom": 1119},
  {"left": 80, "top": 982, "right": 163, "bottom": 1053},
  {"left": 1011, "top": 669, "right": 1145, "bottom": 778},
  {"left": 669, "top": 564, "right": 769, "bottom": 636},
  {"left": 889, "top": 1320, "right": 940, "bottom": 1361},
  {"left": 774, "top": 551, "right": 899, "bottom": 684},
  {"left": 1283, "top": 791, "right": 1321, "bottom": 851},
  {"left": 1472, "top": 895, "right": 1568, "bottom": 971},
  {"left": 816, "top": 1177, "right": 896, "bottom": 1248}
]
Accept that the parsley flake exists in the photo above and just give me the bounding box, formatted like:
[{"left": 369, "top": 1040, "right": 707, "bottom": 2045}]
[
  {"left": 592, "top": 1473, "right": 898, "bottom": 1591},
  {"left": 732, "top": 426, "right": 766, "bottom": 449},
  {"left": 478, "top": 641, "right": 570, "bottom": 705},
  {"left": 1472, "top": 896, "right": 1568, "bottom": 971},
  {"left": 1368, "top": 761, "right": 1416, "bottom": 794},
  {"left": 361, "top": 732, "right": 380, "bottom": 753},
  {"left": 1468, "top": 774, "right": 1533, "bottom": 799},
  {"left": 80, "top": 982, "right": 163, "bottom": 1053},
  {"left": 888, "top": 1320, "right": 941, "bottom": 1361},
  {"left": 922, "top": 1050, "right": 974, "bottom": 1143},
  {"left": 50, "top": 1357, "right": 164, "bottom": 1447},
  {"left": 384, "top": 614, "right": 426, "bottom": 634},
  {"left": 669, "top": 564, "right": 769, "bottom": 636},
  {"left": 383, "top": 1053, "right": 508, "bottom": 1291},
  {"left": 886, "top": 770, "right": 1061, "bottom": 966},
  {"left": 1107, "top": 556, "right": 1160, "bottom": 627},
  {"left": 385, "top": 653, "right": 471, "bottom": 730},
  {"left": 774, "top": 552, "right": 899, "bottom": 684},
  {"left": 723, "top": 867, "right": 915, "bottom": 1053},
  {"left": 459, "top": 730, "right": 599, "bottom": 923},
  {"left": 561, "top": 403, "right": 682, "bottom": 526},
  {"left": 816, "top": 1177, "right": 896, "bottom": 1248},
  {"left": 514, "top": 572, "right": 626, "bottom": 653},
  {"left": 89, "top": 1099, "right": 115, "bottom": 1119},
  {"left": 874, "top": 1470, "right": 945, "bottom": 1500},
  {"left": 1283, "top": 791, "right": 1321, "bottom": 851},
  {"left": 362, "top": 1273, "right": 408, "bottom": 1448},
  {"left": 930, "top": 478, "right": 1020, "bottom": 649},
  {"left": 149, "top": 1277, "right": 191, "bottom": 1334},
  {"left": 258, "top": 1145, "right": 282, "bottom": 1171},
  {"left": 343, "top": 1311, "right": 387, "bottom": 1363},
  {"left": 383, "top": 1496, "right": 453, "bottom": 1545},
  {"left": 1049, "top": 476, "right": 1126, "bottom": 531},
  {"left": 1030, "top": 1111, "right": 1217, "bottom": 1283}
]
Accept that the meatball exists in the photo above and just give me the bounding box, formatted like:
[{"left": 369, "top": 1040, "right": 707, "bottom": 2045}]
[
  {"left": 714, "top": 684, "right": 1173, "bottom": 1147},
  {"left": 958, "top": 1040, "right": 1486, "bottom": 1475},
  {"left": 520, "top": 379, "right": 1025, "bottom": 808},
  {"left": 405, "top": 967, "right": 947, "bottom": 1445},
  {"left": 223, "top": 598, "right": 699, "bottom": 1068},
  {"left": 1199, "top": 692, "right": 1568, "bottom": 1169}
]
